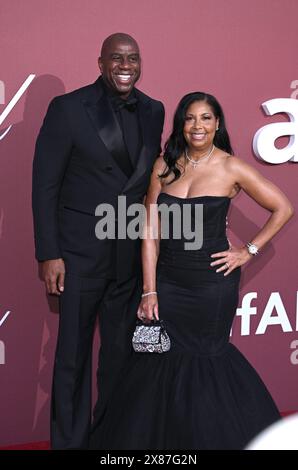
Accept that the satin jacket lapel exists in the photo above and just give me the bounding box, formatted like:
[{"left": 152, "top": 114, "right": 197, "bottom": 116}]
[
  {"left": 122, "top": 95, "right": 152, "bottom": 193},
  {"left": 83, "top": 86, "right": 129, "bottom": 178}
]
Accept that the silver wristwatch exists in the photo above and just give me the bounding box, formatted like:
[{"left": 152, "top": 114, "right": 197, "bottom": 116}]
[{"left": 246, "top": 242, "right": 259, "bottom": 256}]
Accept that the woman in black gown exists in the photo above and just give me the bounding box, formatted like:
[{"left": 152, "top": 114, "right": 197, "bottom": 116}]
[{"left": 89, "top": 92, "right": 294, "bottom": 450}]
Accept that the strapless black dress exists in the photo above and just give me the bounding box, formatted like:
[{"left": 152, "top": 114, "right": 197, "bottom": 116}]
[{"left": 89, "top": 194, "right": 280, "bottom": 450}]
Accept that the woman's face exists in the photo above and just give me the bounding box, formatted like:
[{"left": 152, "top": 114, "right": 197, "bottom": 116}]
[{"left": 183, "top": 100, "right": 219, "bottom": 153}]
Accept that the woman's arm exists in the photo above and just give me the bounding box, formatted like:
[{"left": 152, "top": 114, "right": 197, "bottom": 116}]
[
  {"left": 211, "top": 157, "right": 294, "bottom": 275},
  {"left": 137, "top": 156, "right": 165, "bottom": 320}
]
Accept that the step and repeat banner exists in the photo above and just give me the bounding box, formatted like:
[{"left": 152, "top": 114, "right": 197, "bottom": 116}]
[{"left": 0, "top": 0, "right": 297, "bottom": 446}]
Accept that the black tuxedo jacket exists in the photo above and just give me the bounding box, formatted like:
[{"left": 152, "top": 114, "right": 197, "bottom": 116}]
[{"left": 32, "top": 77, "right": 164, "bottom": 282}]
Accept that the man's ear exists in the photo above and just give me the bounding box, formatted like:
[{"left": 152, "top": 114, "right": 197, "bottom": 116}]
[{"left": 98, "top": 57, "right": 103, "bottom": 73}]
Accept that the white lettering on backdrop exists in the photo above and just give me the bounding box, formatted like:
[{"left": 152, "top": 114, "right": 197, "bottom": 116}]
[
  {"left": 253, "top": 98, "right": 298, "bottom": 164},
  {"left": 234, "top": 292, "right": 296, "bottom": 336},
  {"left": 0, "top": 310, "right": 11, "bottom": 365},
  {"left": 0, "top": 74, "right": 35, "bottom": 140}
]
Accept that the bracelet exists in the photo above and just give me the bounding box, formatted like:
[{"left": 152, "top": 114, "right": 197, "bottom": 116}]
[{"left": 141, "top": 291, "right": 157, "bottom": 298}]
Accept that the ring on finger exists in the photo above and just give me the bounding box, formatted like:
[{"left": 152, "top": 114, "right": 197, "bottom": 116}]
[{"left": 225, "top": 262, "right": 229, "bottom": 269}]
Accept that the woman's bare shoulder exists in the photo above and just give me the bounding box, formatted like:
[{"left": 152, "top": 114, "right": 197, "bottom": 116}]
[{"left": 225, "top": 155, "right": 254, "bottom": 174}]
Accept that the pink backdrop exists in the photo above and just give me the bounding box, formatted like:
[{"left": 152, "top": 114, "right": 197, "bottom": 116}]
[{"left": 1, "top": 0, "right": 297, "bottom": 446}]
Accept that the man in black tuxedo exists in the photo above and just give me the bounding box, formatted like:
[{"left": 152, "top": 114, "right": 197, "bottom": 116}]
[{"left": 32, "top": 33, "right": 164, "bottom": 449}]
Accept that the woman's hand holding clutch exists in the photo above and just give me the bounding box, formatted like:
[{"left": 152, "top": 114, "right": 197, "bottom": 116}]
[{"left": 137, "top": 292, "right": 159, "bottom": 322}]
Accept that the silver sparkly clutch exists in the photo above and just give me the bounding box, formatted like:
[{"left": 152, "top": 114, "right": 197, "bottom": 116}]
[{"left": 132, "top": 320, "right": 171, "bottom": 353}]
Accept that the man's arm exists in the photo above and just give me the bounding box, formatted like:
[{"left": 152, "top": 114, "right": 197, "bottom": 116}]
[{"left": 32, "top": 97, "right": 72, "bottom": 294}]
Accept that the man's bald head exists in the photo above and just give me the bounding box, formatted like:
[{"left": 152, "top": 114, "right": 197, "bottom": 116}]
[
  {"left": 100, "top": 33, "right": 139, "bottom": 57},
  {"left": 98, "top": 33, "right": 141, "bottom": 98}
]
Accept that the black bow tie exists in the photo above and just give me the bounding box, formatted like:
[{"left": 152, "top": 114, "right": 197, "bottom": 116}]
[{"left": 112, "top": 96, "right": 138, "bottom": 112}]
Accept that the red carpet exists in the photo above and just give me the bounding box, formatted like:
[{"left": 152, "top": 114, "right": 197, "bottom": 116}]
[{"left": 0, "top": 441, "right": 50, "bottom": 450}]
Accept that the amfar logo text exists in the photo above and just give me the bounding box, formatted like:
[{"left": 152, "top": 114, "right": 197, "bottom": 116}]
[
  {"left": 253, "top": 98, "right": 298, "bottom": 164},
  {"left": 233, "top": 291, "right": 298, "bottom": 365},
  {"left": 0, "top": 75, "right": 35, "bottom": 140}
]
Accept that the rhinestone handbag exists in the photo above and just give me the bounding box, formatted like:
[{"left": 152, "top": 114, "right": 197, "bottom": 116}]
[{"left": 132, "top": 319, "right": 171, "bottom": 353}]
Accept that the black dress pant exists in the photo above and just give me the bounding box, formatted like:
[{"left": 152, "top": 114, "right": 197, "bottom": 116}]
[{"left": 50, "top": 272, "right": 140, "bottom": 449}]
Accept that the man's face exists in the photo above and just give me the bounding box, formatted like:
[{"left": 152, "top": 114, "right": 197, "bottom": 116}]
[{"left": 98, "top": 39, "right": 141, "bottom": 98}]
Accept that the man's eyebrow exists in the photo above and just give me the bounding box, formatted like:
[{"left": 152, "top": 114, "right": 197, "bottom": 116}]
[{"left": 109, "top": 51, "right": 140, "bottom": 56}]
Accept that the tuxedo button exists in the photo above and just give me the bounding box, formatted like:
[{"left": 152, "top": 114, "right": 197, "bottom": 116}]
[{"left": 105, "top": 166, "right": 113, "bottom": 172}]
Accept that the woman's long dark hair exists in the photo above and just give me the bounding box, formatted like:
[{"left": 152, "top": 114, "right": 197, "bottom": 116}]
[{"left": 161, "top": 92, "right": 233, "bottom": 183}]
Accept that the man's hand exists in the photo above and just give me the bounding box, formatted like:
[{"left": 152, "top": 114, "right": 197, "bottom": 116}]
[{"left": 41, "top": 258, "right": 65, "bottom": 295}]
